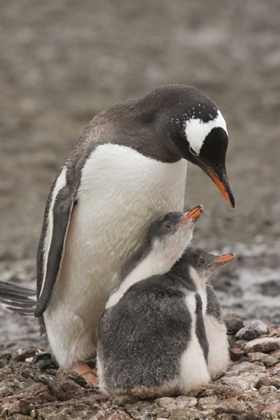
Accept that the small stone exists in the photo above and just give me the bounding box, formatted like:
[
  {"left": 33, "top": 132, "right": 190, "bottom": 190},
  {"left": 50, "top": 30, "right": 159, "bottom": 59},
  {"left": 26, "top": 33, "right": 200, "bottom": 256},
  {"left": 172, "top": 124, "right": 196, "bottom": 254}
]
[
  {"left": 170, "top": 408, "right": 206, "bottom": 420},
  {"left": 271, "top": 349, "right": 280, "bottom": 358},
  {"left": 36, "top": 359, "right": 59, "bottom": 370},
  {"left": 156, "top": 397, "right": 177, "bottom": 411},
  {"left": 255, "top": 376, "right": 280, "bottom": 389},
  {"left": 0, "top": 353, "right": 12, "bottom": 361},
  {"left": 151, "top": 407, "right": 170, "bottom": 418},
  {"left": 244, "top": 337, "right": 280, "bottom": 354},
  {"left": 12, "top": 348, "right": 36, "bottom": 362},
  {"left": 197, "top": 395, "right": 218, "bottom": 411},
  {"left": 125, "top": 402, "right": 153, "bottom": 420},
  {"left": 259, "top": 385, "right": 278, "bottom": 395},
  {"left": 0, "top": 359, "right": 9, "bottom": 368},
  {"left": 224, "top": 313, "right": 244, "bottom": 334},
  {"left": 267, "top": 362, "right": 280, "bottom": 376},
  {"left": 215, "top": 399, "right": 247, "bottom": 415},
  {"left": 248, "top": 352, "right": 269, "bottom": 363},
  {"left": 37, "top": 373, "right": 85, "bottom": 400},
  {"left": 268, "top": 325, "right": 280, "bottom": 337},
  {"left": 226, "top": 361, "right": 266, "bottom": 376},
  {"left": 33, "top": 351, "right": 52, "bottom": 363},
  {"left": 235, "top": 320, "right": 269, "bottom": 341},
  {"left": 1, "top": 399, "right": 31, "bottom": 416},
  {"left": 175, "top": 396, "right": 197, "bottom": 408},
  {"left": 230, "top": 347, "right": 245, "bottom": 361},
  {"left": 0, "top": 383, "right": 14, "bottom": 398}
]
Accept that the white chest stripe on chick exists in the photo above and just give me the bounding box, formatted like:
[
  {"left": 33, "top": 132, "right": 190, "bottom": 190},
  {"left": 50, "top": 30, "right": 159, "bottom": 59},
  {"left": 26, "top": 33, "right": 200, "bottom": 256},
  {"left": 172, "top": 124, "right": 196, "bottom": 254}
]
[
  {"left": 106, "top": 248, "right": 175, "bottom": 309},
  {"left": 179, "top": 293, "right": 210, "bottom": 392},
  {"left": 188, "top": 267, "right": 207, "bottom": 315}
]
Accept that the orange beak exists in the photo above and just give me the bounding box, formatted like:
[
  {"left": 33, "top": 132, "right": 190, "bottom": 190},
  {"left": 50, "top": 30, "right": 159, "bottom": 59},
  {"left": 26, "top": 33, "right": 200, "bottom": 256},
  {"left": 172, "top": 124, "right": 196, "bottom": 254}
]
[
  {"left": 209, "top": 253, "right": 235, "bottom": 266},
  {"left": 207, "top": 169, "right": 235, "bottom": 208},
  {"left": 176, "top": 205, "right": 203, "bottom": 228}
]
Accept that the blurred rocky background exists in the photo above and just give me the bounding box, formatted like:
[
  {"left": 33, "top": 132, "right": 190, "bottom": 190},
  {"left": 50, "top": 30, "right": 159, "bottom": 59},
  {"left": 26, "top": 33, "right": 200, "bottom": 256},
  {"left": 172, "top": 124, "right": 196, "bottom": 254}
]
[{"left": 1, "top": 0, "right": 280, "bottom": 350}]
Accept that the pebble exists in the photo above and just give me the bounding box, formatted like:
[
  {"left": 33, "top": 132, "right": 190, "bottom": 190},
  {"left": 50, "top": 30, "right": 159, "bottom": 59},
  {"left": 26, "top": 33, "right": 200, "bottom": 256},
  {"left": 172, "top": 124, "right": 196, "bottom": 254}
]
[
  {"left": 229, "top": 347, "right": 245, "bottom": 361},
  {"left": 224, "top": 313, "right": 244, "bottom": 334},
  {"left": 175, "top": 396, "right": 197, "bottom": 408},
  {"left": 248, "top": 352, "right": 279, "bottom": 366},
  {"left": 235, "top": 320, "right": 269, "bottom": 341},
  {"left": 244, "top": 337, "right": 280, "bottom": 354},
  {"left": 170, "top": 408, "right": 206, "bottom": 420},
  {"left": 37, "top": 373, "right": 85, "bottom": 400},
  {"left": 156, "top": 397, "right": 177, "bottom": 411},
  {"left": 255, "top": 376, "right": 280, "bottom": 389},
  {"left": 0, "top": 383, "right": 13, "bottom": 398},
  {"left": 12, "top": 348, "right": 37, "bottom": 362},
  {"left": 125, "top": 402, "right": 153, "bottom": 419},
  {"left": 197, "top": 396, "right": 218, "bottom": 411}
]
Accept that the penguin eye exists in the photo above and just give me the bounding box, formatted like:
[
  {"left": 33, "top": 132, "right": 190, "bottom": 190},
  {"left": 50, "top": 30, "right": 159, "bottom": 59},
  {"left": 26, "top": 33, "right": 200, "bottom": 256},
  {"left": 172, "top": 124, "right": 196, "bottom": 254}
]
[
  {"left": 164, "top": 222, "right": 173, "bottom": 230},
  {"left": 198, "top": 257, "right": 205, "bottom": 264},
  {"left": 189, "top": 146, "right": 199, "bottom": 156}
]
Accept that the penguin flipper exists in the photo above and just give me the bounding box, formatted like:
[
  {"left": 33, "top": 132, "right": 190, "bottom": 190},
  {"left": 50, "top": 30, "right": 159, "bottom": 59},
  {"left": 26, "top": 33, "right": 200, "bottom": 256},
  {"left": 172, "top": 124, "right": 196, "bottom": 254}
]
[{"left": 35, "top": 168, "right": 75, "bottom": 317}]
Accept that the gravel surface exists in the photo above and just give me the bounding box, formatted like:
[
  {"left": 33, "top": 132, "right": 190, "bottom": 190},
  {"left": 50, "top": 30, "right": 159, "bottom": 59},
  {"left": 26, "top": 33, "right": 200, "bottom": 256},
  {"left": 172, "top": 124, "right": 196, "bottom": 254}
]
[
  {"left": 1, "top": 321, "right": 280, "bottom": 419},
  {"left": 1, "top": 0, "right": 280, "bottom": 349}
]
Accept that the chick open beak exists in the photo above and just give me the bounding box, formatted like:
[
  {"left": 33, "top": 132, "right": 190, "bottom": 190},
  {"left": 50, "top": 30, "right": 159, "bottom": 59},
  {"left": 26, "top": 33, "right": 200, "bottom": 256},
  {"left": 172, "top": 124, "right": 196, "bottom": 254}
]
[
  {"left": 176, "top": 205, "right": 203, "bottom": 228},
  {"left": 209, "top": 253, "right": 235, "bottom": 266}
]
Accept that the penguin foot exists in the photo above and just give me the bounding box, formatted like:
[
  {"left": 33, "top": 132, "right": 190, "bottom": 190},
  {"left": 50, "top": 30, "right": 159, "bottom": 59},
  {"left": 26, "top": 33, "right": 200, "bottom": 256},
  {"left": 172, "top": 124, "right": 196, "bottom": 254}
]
[{"left": 71, "top": 362, "right": 99, "bottom": 387}]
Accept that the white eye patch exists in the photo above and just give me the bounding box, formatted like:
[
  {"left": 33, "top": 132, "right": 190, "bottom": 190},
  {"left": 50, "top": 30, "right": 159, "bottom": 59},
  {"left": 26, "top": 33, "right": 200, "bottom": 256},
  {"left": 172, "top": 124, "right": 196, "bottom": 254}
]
[{"left": 184, "top": 110, "right": 227, "bottom": 156}]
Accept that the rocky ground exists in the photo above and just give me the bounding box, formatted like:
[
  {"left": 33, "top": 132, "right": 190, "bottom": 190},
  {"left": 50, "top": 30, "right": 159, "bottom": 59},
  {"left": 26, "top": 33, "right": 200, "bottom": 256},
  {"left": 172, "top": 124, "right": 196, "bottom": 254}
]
[
  {"left": 1, "top": 0, "right": 280, "bottom": 345},
  {"left": 1, "top": 318, "right": 280, "bottom": 420}
]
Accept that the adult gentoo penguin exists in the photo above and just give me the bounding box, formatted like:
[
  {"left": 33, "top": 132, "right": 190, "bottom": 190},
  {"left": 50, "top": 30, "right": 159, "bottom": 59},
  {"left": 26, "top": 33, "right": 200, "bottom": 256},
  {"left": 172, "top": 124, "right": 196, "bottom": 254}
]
[
  {"left": 33, "top": 84, "right": 234, "bottom": 381},
  {"left": 98, "top": 246, "right": 235, "bottom": 397}
]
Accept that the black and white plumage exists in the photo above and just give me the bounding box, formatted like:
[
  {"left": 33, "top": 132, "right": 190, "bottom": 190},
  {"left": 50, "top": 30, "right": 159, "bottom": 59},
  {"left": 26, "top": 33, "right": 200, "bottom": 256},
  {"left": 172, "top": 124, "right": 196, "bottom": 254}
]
[
  {"left": 176, "top": 249, "right": 235, "bottom": 378},
  {"left": 204, "top": 258, "right": 235, "bottom": 378},
  {"left": 97, "top": 246, "right": 235, "bottom": 397},
  {"left": 24, "top": 84, "right": 234, "bottom": 370}
]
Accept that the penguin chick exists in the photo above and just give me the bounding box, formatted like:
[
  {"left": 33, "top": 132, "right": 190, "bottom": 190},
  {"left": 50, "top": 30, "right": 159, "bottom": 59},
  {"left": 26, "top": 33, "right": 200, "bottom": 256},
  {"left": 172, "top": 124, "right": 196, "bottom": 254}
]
[
  {"left": 97, "top": 236, "right": 213, "bottom": 397},
  {"left": 179, "top": 248, "right": 235, "bottom": 378},
  {"left": 106, "top": 205, "right": 203, "bottom": 309}
]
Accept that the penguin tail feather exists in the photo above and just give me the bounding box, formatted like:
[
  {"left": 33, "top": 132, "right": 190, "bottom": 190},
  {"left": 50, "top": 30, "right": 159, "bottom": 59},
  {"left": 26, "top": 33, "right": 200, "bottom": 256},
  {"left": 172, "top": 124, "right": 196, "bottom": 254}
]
[{"left": 0, "top": 281, "right": 36, "bottom": 316}]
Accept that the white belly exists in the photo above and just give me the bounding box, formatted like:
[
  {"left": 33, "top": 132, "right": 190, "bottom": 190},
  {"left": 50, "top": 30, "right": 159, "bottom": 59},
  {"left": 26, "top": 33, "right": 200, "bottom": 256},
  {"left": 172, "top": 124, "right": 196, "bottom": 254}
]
[
  {"left": 44, "top": 144, "right": 187, "bottom": 366},
  {"left": 205, "top": 314, "right": 229, "bottom": 378}
]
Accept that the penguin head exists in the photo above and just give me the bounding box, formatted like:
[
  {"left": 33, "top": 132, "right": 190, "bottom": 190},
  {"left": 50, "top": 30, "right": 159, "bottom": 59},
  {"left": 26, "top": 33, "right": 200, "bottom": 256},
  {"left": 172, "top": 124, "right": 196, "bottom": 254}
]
[
  {"left": 145, "top": 205, "right": 203, "bottom": 271},
  {"left": 148, "top": 85, "right": 235, "bottom": 207},
  {"left": 183, "top": 247, "right": 235, "bottom": 280}
]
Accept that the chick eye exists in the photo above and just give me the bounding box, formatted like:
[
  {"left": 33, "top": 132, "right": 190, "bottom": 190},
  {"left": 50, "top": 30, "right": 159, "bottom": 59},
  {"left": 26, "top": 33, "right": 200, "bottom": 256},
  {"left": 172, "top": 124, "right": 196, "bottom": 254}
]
[
  {"left": 198, "top": 257, "right": 205, "bottom": 264},
  {"left": 164, "top": 222, "right": 173, "bottom": 230},
  {"left": 189, "top": 146, "right": 199, "bottom": 156}
]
